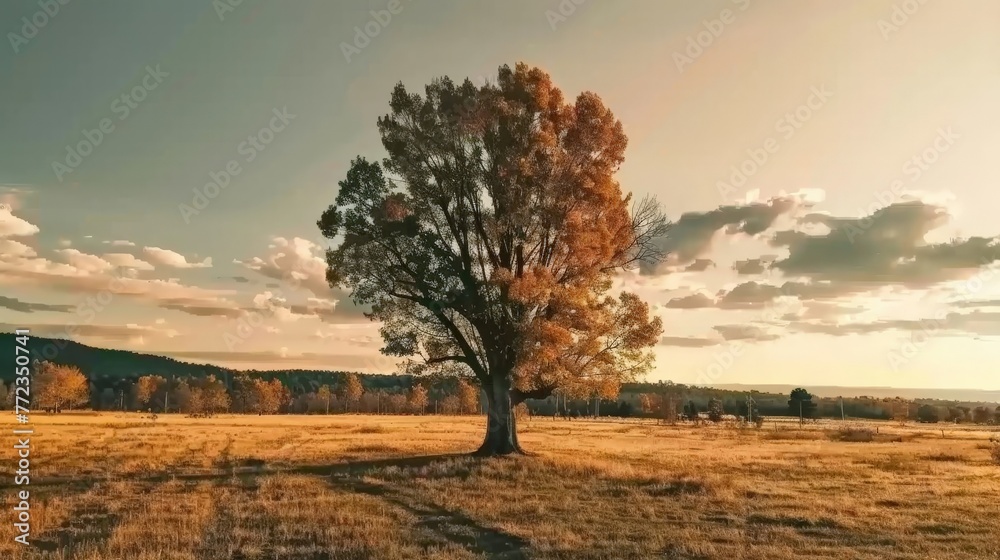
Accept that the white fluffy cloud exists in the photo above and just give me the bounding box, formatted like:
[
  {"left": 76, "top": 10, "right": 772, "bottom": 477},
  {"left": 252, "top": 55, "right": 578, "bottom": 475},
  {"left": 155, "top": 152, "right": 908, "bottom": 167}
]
[
  {"left": 235, "top": 236, "right": 328, "bottom": 296},
  {"left": 103, "top": 253, "right": 155, "bottom": 271},
  {"left": 0, "top": 240, "right": 36, "bottom": 259},
  {"left": 143, "top": 247, "right": 212, "bottom": 268},
  {"left": 54, "top": 249, "right": 115, "bottom": 274},
  {"left": 0, "top": 207, "right": 39, "bottom": 238}
]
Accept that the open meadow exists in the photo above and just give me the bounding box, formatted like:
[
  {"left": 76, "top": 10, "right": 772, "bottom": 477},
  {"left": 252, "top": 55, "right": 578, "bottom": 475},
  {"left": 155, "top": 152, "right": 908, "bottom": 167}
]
[{"left": 2, "top": 413, "right": 999, "bottom": 560}]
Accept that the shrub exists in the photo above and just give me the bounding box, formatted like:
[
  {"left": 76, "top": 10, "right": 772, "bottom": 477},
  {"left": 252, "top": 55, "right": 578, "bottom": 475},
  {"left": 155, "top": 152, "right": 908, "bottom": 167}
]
[
  {"left": 832, "top": 426, "right": 875, "bottom": 443},
  {"left": 990, "top": 437, "right": 1000, "bottom": 466}
]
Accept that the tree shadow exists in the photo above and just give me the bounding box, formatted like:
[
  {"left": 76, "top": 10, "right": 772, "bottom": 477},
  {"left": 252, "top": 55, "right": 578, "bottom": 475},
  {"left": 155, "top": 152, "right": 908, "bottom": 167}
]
[
  {"left": 322, "top": 454, "right": 530, "bottom": 559},
  {"left": 2, "top": 453, "right": 483, "bottom": 489}
]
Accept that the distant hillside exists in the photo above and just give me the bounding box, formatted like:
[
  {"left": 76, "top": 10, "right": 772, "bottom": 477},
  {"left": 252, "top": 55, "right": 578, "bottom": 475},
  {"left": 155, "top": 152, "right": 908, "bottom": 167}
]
[{"left": 0, "top": 334, "right": 409, "bottom": 393}]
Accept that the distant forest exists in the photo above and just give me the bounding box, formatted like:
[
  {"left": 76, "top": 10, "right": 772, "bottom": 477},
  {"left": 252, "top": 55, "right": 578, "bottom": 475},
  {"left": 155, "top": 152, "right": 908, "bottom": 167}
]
[{"left": 2, "top": 334, "right": 998, "bottom": 421}]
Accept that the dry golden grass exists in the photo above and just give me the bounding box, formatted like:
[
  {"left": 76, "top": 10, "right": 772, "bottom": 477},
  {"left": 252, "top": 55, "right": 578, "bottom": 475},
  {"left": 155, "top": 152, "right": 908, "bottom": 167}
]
[{"left": 2, "top": 413, "right": 999, "bottom": 559}]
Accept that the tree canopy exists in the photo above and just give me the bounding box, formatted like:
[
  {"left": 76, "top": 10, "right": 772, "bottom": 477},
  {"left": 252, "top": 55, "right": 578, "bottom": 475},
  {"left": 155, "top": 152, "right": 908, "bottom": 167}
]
[{"left": 318, "top": 63, "right": 667, "bottom": 454}]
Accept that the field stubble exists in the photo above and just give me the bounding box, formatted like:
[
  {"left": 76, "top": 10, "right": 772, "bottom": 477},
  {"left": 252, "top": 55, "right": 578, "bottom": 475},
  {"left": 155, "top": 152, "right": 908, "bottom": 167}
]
[{"left": 1, "top": 414, "right": 998, "bottom": 559}]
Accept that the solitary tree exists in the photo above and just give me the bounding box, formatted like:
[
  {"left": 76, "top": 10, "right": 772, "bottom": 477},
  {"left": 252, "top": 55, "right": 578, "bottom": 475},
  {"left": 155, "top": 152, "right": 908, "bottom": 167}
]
[
  {"left": 318, "top": 63, "right": 666, "bottom": 455},
  {"left": 788, "top": 388, "right": 818, "bottom": 420}
]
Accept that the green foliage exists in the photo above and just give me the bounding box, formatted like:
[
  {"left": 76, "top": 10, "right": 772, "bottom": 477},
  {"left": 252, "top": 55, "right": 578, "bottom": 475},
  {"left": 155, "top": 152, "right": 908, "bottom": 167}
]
[
  {"left": 685, "top": 400, "right": 699, "bottom": 421},
  {"left": 916, "top": 404, "right": 940, "bottom": 423},
  {"left": 788, "top": 388, "right": 818, "bottom": 419},
  {"left": 707, "top": 398, "right": 724, "bottom": 423}
]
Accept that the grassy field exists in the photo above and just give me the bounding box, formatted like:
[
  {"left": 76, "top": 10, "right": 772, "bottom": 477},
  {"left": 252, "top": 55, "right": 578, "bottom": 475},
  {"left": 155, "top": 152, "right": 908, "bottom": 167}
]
[{"left": 1, "top": 413, "right": 998, "bottom": 559}]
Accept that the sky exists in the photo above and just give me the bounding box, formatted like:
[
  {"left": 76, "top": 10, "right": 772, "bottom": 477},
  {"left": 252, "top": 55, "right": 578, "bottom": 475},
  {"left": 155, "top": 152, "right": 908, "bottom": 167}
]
[{"left": 1, "top": 0, "right": 998, "bottom": 390}]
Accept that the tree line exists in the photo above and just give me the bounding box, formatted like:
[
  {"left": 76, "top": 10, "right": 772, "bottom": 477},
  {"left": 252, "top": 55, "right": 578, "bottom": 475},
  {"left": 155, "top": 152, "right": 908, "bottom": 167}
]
[
  {"left": 0, "top": 361, "right": 485, "bottom": 416},
  {"left": 5, "top": 362, "right": 998, "bottom": 425},
  {"left": 631, "top": 385, "right": 1000, "bottom": 425}
]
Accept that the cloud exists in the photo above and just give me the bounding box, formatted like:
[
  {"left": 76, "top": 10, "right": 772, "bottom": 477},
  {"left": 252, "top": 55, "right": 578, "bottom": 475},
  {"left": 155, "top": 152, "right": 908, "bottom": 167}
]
[
  {"left": 241, "top": 290, "right": 368, "bottom": 324},
  {"left": 716, "top": 280, "right": 861, "bottom": 310},
  {"left": 0, "top": 240, "right": 37, "bottom": 259},
  {"left": 787, "top": 310, "right": 1000, "bottom": 338},
  {"left": 143, "top": 247, "right": 212, "bottom": 269},
  {"left": 0, "top": 296, "right": 72, "bottom": 313},
  {"left": 158, "top": 349, "right": 399, "bottom": 371},
  {"left": 235, "top": 236, "right": 329, "bottom": 296},
  {"left": 0, "top": 207, "right": 40, "bottom": 238},
  {"left": 659, "top": 336, "right": 721, "bottom": 347},
  {"left": 0, "top": 322, "right": 178, "bottom": 343},
  {"left": 0, "top": 255, "right": 237, "bottom": 311},
  {"left": 236, "top": 236, "right": 368, "bottom": 320},
  {"left": 103, "top": 253, "right": 155, "bottom": 271},
  {"left": 159, "top": 298, "right": 245, "bottom": 319},
  {"left": 642, "top": 195, "right": 808, "bottom": 273},
  {"left": 732, "top": 257, "right": 772, "bottom": 275},
  {"left": 248, "top": 290, "right": 307, "bottom": 323},
  {"left": 771, "top": 201, "right": 1000, "bottom": 287},
  {"left": 712, "top": 324, "right": 780, "bottom": 342},
  {"left": 664, "top": 293, "right": 715, "bottom": 309},
  {"left": 684, "top": 259, "right": 714, "bottom": 272},
  {"left": 953, "top": 299, "right": 1000, "bottom": 309},
  {"left": 54, "top": 249, "right": 115, "bottom": 274},
  {"left": 103, "top": 240, "right": 136, "bottom": 247},
  {"left": 782, "top": 301, "right": 867, "bottom": 321}
]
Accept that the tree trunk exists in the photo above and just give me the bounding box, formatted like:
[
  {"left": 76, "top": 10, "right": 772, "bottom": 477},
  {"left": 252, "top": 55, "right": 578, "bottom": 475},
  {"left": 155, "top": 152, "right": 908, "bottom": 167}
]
[{"left": 475, "top": 376, "right": 525, "bottom": 456}]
